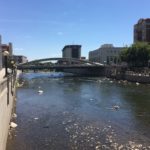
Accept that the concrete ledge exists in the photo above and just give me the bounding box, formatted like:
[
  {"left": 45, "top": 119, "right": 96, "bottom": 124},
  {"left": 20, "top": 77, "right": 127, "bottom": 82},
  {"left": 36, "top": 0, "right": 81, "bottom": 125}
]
[
  {"left": 0, "top": 78, "right": 16, "bottom": 150},
  {"left": 125, "top": 74, "right": 150, "bottom": 83}
]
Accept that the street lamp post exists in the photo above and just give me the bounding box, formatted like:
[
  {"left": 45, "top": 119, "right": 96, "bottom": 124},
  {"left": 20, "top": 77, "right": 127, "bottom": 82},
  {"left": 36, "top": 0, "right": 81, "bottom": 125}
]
[
  {"left": 3, "top": 50, "right": 9, "bottom": 77},
  {"left": 10, "top": 60, "right": 15, "bottom": 74},
  {"left": 10, "top": 60, "right": 15, "bottom": 95}
]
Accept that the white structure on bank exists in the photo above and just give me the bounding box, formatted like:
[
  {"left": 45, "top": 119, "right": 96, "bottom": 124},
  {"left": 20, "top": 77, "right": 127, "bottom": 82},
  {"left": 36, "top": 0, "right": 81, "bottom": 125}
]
[
  {"left": 12, "top": 55, "right": 28, "bottom": 64},
  {"left": 89, "top": 44, "right": 124, "bottom": 65}
]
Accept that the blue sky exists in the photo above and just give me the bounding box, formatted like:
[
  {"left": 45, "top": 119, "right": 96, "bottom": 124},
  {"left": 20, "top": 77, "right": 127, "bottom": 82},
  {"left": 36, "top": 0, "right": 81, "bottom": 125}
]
[{"left": 0, "top": 0, "right": 150, "bottom": 60}]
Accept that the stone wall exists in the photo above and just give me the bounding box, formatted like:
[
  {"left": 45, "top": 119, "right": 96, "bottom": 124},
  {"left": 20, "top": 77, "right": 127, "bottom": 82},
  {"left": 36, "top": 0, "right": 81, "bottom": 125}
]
[
  {"left": 0, "top": 77, "right": 16, "bottom": 150},
  {"left": 105, "top": 66, "right": 150, "bottom": 83},
  {"left": 124, "top": 74, "right": 150, "bottom": 83},
  {"left": 0, "top": 50, "right": 2, "bottom": 70},
  {"left": 0, "top": 35, "right": 2, "bottom": 70}
]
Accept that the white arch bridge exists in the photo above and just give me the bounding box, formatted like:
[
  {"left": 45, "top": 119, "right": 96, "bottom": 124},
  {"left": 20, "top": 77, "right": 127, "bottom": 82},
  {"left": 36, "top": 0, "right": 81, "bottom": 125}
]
[{"left": 17, "top": 57, "right": 105, "bottom": 76}]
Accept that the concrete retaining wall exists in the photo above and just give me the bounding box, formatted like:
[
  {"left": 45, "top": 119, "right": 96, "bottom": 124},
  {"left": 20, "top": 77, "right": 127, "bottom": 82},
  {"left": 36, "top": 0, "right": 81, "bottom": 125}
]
[
  {"left": 105, "top": 66, "right": 150, "bottom": 83},
  {"left": 0, "top": 77, "right": 16, "bottom": 150},
  {"left": 125, "top": 74, "right": 150, "bottom": 83}
]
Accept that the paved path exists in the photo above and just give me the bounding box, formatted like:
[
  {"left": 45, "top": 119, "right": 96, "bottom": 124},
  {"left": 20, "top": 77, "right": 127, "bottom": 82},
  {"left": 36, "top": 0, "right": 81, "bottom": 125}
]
[{"left": 0, "top": 68, "right": 5, "bottom": 81}]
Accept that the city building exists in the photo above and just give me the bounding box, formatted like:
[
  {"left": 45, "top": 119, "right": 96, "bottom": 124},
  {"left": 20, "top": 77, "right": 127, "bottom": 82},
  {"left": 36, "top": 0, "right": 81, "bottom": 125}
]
[
  {"left": 12, "top": 55, "right": 28, "bottom": 64},
  {"left": 1, "top": 43, "right": 13, "bottom": 67},
  {"left": 80, "top": 56, "right": 86, "bottom": 60},
  {"left": 1, "top": 43, "right": 13, "bottom": 56},
  {"left": 89, "top": 44, "right": 124, "bottom": 64},
  {"left": 62, "top": 45, "right": 81, "bottom": 59},
  {"left": 0, "top": 35, "right": 2, "bottom": 70},
  {"left": 134, "top": 18, "right": 150, "bottom": 43}
]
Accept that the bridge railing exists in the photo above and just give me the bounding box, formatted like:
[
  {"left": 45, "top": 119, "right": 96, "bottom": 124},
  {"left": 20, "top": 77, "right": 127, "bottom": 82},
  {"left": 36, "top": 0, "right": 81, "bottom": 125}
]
[
  {"left": 18, "top": 57, "right": 100, "bottom": 67},
  {"left": 18, "top": 63, "right": 102, "bottom": 68}
]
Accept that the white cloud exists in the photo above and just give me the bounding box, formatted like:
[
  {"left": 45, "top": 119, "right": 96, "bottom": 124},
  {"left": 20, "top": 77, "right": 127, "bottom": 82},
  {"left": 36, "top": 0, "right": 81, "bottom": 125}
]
[
  {"left": 14, "top": 48, "right": 24, "bottom": 52},
  {"left": 57, "top": 32, "right": 64, "bottom": 36}
]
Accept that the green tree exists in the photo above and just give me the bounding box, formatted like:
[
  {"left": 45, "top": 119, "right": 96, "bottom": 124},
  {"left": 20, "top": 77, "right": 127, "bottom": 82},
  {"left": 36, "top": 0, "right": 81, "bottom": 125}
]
[{"left": 120, "top": 42, "right": 150, "bottom": 67}]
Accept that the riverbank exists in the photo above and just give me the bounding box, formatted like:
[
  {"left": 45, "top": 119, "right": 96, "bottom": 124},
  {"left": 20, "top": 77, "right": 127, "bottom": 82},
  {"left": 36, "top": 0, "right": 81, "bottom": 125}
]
[
  {"left": 105, "top": 66, "right": 150, "bottom": 84},
  {"left": 0, "top": 69, "right": 18, "bottom": 150}
]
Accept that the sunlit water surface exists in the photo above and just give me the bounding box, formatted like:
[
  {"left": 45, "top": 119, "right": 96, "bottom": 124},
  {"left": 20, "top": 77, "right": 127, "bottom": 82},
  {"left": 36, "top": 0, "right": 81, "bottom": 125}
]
[{"left": 7, "top": 72, "right": 150, "bottom": 150}]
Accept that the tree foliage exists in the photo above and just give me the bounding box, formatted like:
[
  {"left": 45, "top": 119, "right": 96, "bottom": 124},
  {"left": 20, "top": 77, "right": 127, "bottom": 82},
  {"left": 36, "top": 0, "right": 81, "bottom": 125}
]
[{"left": 120, "top": 42, "right": 150, "bottom": 67}]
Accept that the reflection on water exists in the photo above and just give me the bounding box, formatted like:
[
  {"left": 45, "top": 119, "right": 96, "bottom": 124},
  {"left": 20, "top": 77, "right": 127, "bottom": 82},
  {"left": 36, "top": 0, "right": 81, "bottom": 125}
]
[{"left": 7, "top": 73, "right": 150, "bottom": 150}]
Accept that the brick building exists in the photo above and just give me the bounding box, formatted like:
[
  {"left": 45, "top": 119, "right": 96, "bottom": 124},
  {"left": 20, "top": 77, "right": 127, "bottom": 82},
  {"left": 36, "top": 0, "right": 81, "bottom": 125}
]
[{"left": 134, "top": 18, "right": 150, "bottom": 43}]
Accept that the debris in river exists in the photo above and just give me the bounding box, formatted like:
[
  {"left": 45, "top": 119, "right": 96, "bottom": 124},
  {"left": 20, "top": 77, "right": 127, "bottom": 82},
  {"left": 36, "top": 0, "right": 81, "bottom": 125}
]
[
  {"left": 12, "top": 113, "right": 17, "bottom": 118},
  {"left": 97, "top": 80, "right": 102, "bottom": 83},
  {"left": 16, "top": 81, "right": 24, "bottom": 88},
  {"left": 10, "top": 122, "right": 18, "bottom": 128},
  {"left": 106, "top": 105, "right": 120, "bottom": 111},
  {"left": 136, "top": 82, "right": 140, "bottom": 86},
  {"left": 38, "top": 86, "right": 44, "bottom": 94},
  {"left": 90, "top": 98, "right": 94, "bottom": 101},
  {"left": 95, "top": 145, "right": 101, "bottom": 150},
  {"left": 113, "top": 105, "right": 120, "bottom": 110},
  {"left": 118, "top": 144, "right": 124, "bottom": 150}
]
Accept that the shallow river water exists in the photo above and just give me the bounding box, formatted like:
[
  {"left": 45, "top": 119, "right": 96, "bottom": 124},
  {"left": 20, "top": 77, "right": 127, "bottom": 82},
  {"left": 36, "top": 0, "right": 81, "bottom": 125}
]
[{"left": 7, "top": 73, "right": 150, "bottom": 150}]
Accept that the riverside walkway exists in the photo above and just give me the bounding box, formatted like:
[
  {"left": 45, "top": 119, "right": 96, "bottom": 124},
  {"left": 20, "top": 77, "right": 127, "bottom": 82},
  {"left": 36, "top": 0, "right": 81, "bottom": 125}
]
[
  {"left": 0, "top": 69, "right": 5, "bottom": 81},
  {"left": 0, "top": 68, "right": 17, "bottom": 150}
]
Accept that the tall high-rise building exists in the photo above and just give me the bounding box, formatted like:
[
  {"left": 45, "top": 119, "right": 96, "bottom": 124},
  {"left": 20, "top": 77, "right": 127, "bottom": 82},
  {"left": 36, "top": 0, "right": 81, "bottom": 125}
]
[
  {"left": 62, "top": 45, "right": 81, "bottom": 59},
  {"left": 134, "top": 18, "right": 150, "bottom": 43}
]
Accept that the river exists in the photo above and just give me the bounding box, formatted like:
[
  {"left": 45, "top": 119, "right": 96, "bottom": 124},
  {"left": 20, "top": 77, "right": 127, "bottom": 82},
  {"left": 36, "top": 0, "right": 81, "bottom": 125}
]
[{"left": 7, "top": 72, "right": 150, "bottom": 150}]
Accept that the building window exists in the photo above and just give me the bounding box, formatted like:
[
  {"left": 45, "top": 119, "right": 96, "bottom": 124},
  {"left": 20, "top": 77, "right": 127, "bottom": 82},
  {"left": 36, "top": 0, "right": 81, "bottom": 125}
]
[
  {"left": 72, "top": 49, "right": 79, "bottom": 58},
  {"left": 107, "top": 56, "right": 109, "bottom": 64}
]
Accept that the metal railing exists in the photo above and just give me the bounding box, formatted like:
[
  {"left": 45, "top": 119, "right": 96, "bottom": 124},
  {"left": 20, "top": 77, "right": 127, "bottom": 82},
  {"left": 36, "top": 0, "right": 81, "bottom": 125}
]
[{"left": 0, "top": 70, "right": 17, "bottom": 105}]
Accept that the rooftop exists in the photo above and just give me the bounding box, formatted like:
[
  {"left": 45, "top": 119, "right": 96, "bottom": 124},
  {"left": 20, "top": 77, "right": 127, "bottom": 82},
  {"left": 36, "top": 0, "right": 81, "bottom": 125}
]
[{"left": 62, "top": 45, "right": 81, "bottom": 51}]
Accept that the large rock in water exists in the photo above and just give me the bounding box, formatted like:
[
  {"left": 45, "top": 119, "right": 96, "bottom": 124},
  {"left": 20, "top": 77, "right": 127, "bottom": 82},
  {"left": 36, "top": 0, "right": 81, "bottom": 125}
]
[{"left": 10, "top": 122, "right": 18, "bottom": 128}]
